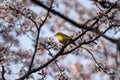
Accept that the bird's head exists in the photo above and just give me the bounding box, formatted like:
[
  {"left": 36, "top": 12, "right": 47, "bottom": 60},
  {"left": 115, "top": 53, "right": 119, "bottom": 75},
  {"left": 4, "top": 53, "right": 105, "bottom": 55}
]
[{"left": 54, "top": 32, "right": 63, "bottom": 37}]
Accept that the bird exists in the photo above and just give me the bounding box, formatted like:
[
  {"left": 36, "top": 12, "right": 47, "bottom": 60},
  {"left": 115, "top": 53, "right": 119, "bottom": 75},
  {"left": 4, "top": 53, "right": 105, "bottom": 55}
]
[{"left": 54, "top": 32, "right": 76, "bottom": 46}]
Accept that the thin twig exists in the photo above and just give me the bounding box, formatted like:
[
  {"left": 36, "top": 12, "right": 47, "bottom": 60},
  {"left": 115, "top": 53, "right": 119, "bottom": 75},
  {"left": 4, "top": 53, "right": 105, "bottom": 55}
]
[
  {"left": 27, "top": 0, "right": 54, "bottom": 72},
  {"left": 17, "top": 0, "right": 54, "bottom": 80},
  {"left": 0, "top": 47, "right": 4, "bottom": 52},
  {"left": 39, "top": 43, "right": 64, "bottom": 76},
  {"left": 2, "top": 66, "right": 5, "bottom": 80},
  {"left": 46, "top": 47, "right": 64, "bottom": 76},
  {"left": 80, "top": 47, "right": 98, "bottom": 64},
  {"left": 9, "top": 6, "right": 39, "bottom": 30}
]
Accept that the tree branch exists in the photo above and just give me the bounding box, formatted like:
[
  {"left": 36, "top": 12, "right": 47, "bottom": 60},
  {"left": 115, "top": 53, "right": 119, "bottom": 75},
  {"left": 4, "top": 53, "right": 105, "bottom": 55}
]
[
  {"left": 17, "top": 0, "right": 54, "bottom": 80},
  {"left": 31, "top": 0, "right": 93, "bottom": 31},
  {"left": 1, "top": 66, "right": 5, "bottom": 80}
]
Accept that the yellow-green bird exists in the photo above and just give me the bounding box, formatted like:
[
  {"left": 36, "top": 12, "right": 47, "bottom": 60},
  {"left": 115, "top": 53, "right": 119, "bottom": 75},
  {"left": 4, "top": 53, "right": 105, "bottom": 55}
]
[{"left": 54, "top": 32, "right": 76, "bottom": 45}]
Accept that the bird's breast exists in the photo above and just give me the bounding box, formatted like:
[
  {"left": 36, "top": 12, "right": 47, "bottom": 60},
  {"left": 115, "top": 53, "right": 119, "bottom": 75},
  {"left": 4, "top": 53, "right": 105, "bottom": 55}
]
[{"left": 56, "top": 35, "right": 63, "bottom": 41}]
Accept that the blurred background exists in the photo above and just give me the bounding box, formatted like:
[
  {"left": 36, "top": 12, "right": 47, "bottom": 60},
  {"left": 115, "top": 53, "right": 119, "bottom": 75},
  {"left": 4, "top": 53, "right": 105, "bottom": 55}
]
[{"left": 0, "top": 0, "right": 120, "bottom": 80}]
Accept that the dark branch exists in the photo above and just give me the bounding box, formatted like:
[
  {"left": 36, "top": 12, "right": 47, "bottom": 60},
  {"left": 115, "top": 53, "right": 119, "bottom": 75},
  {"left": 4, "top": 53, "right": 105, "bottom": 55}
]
[
  {"left": 31, "top": 0, "right": 93, "bottom": 31},
  {"left": 17, "top": 0, "right": 55, "bottom": 80},
  {"left": 2, "top": 66, "right": 5, "bottom": 80}
]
